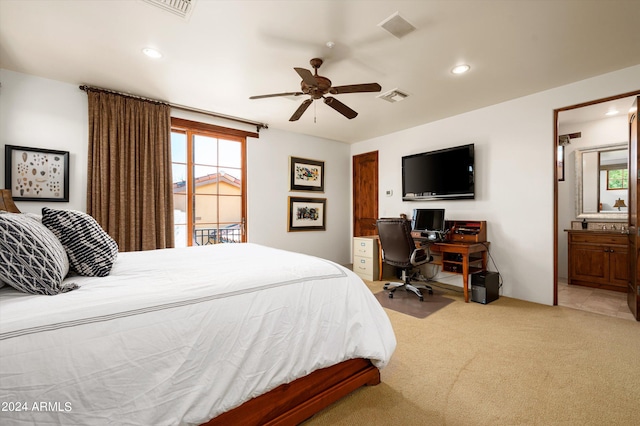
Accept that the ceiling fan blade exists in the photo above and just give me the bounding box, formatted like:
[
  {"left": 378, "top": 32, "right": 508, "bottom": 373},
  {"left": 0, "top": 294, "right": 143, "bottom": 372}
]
[
  {"left": 324, "top": 96, "right": 358, "bottom": 119},
  {"left": 289, "top": 99, "right": 313, "bottom": 121},
  {"left": 294, "top": 67, "right": 318, "bottom": 87},
  {"left": 330, "top": 83, "right": 382, "bottom": 94},
  {"left": 249, "top": 92, "right": 303, "bottom": 99}
]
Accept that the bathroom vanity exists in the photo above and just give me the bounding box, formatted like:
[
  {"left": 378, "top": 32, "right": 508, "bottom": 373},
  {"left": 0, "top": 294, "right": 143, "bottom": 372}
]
[{"left": 566, "top": 229, "right": 629, "bottom": 292}]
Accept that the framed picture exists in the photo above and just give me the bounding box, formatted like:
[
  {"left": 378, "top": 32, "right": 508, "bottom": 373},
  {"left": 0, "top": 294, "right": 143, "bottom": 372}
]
[
  {"left": 4, "top": 145, "right": 70, "bottom": 202},
  {"left": 290, "top": 156, "right": 324, "bottom": 192},
  {"left": 288, "top": 196, "right": 326, "bottom": 231},
  {"left": 557, "top": 145, "right": 564, "bottom": 182}
]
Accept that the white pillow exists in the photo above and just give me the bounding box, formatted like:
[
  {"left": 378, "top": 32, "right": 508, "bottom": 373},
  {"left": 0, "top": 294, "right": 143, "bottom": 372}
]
[{"left": 0, "top": 212, "right": 76, "bottom": 295}]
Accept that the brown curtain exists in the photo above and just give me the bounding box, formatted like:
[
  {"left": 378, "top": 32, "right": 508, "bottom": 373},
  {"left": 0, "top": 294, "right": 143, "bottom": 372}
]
[{"left": 86, "top": 90, "right": 174, "bottom": 251}]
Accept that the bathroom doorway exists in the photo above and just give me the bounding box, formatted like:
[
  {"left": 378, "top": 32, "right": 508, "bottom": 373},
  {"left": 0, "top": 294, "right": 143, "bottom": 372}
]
[{"left": 554, "top": 91, "right": 639, "bottom": 319}]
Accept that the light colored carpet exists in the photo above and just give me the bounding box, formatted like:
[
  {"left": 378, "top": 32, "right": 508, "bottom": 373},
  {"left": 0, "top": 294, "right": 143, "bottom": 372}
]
[{"left": 305, "top": 280, "right": 640, "bottom": 425}]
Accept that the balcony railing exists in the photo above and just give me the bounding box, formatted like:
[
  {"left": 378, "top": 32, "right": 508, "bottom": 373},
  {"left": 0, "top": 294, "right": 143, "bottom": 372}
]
[{"left": 193, "top": 226, "right": 241, "bottom": 245}]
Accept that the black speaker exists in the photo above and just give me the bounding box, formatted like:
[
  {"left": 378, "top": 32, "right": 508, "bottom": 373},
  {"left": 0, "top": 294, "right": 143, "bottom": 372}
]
[{"left": 471, "top": 271, "right": 499, "bottom": 304}]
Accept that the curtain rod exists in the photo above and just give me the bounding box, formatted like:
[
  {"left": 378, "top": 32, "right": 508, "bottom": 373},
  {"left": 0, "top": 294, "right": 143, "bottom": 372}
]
[{"left": 79, "top": 85, "right": 268, "bottom": 132}]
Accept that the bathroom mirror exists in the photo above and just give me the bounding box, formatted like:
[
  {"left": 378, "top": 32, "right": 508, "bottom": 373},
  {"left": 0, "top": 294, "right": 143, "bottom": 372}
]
[{"left": 575, "top": 143, "right": 628, "bottom": 220}]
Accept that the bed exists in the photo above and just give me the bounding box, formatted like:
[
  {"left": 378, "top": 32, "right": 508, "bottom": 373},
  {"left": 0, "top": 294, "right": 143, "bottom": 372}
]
[{"left": 0, "top": 198, "right": 396, "bottom": 425}]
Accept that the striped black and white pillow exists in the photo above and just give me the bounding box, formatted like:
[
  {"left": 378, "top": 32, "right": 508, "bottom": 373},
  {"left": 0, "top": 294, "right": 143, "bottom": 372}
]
[
  {"left": 42, "top": 207, "right": 118, "bottom": 277},
  {"left": 0, "top": 212, "right": 76, "bottom": 295}
]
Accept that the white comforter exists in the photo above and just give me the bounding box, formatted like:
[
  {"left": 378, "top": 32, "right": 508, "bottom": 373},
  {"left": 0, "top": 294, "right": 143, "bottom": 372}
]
[{"left": 0, "top": 243, "right": 396, "bottom": 425}]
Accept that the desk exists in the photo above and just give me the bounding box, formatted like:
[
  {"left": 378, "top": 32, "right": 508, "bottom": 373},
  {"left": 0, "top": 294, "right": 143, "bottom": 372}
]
[
  {"left": 371, "top": 236, "right": 489, "bottom": 303},
  {"left": 426, "top": 241, "right": 489, "bottom": 303}
]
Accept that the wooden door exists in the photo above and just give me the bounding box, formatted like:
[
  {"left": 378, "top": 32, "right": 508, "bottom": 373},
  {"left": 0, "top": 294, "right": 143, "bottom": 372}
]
[
  {"left": 353, "top": 151, "right": 378, "bottom": 237},
  {"left": 627, "top": 97, "right": 639, "bottom": 320},
  {"left": 171, "top": 118, "right": 249, "bottom": 247}
]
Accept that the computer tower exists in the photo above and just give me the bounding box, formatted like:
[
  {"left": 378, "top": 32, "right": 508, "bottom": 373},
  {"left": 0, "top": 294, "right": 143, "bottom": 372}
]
[{"left": 471, "top": 271, "right": 499, "bottom": 304}]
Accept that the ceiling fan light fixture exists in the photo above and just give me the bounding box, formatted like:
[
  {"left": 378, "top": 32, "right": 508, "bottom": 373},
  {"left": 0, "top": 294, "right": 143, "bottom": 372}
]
[
  {"left": 377, "top": 88, "right": 408, "bottom": 103},
  {"left": 250, "top": 58, "right": 381, "bottom": 120},
  {"left": 378, "top": 12, "right": 416, "bottom": 39}
]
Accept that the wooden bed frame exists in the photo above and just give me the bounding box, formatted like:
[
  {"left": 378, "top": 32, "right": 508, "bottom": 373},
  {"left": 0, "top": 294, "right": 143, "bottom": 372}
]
[
  {"left": 0, "top": 189, "right": 20, "bottom": 213},
  {"left": 0, "top": 190, "right": 382, "bottom": 425},
  {"left": 204, "top": 358, "right": 380, "bottom": 426}
]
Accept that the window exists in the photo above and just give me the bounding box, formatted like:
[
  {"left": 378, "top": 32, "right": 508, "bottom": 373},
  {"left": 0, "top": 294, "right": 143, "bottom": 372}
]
[
  {"left": 171, "top": 118, "right": 250, "bottom": 247},
  {"left": 607, "top": 168, "right": 628, "bottom": 190}
]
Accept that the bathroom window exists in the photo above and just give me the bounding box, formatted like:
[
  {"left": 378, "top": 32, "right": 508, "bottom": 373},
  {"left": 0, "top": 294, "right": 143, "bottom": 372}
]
[{"left": 607, "top": 168, "right": 628, "bottom": 190}]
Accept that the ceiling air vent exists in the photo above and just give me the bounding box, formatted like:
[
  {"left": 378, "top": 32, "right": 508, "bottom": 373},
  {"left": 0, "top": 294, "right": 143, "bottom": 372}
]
[
  {"left": 378, "top": 12, "right": 416, "bottom": 39},
  {"left": 377, "top": 88, "right": 409, "bottom": 103},
  {"left": 142, "top": 0, "right": 196, "bottom": 19}
]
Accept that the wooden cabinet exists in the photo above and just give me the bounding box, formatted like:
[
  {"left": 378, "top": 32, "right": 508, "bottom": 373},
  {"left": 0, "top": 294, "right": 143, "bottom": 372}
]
[
  {"left": 567, "top": 230, "right": 629, "bottom": 292},
  {"left": 352, "top": 236, "right": 379, "bottom": 281},
  {"left": 445, "top": 220, "right": 487, "bottom": 243}
]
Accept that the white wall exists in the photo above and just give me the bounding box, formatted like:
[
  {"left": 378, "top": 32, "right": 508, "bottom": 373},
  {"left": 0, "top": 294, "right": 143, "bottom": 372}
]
[
  {"left": 557, "top": 114, "right": 629, "bottom": 278},
  {"left": 351, "top": 65, "right": 640, "bottom": 305},
  {"left": 247, "top": 128, "right": 351, "bottom": 264},
  {"left": 0, "top": 69, "right": 88, "bottom": 213},
  {"left": 1, "top": 69, "right": 352, "bottom": 265}
]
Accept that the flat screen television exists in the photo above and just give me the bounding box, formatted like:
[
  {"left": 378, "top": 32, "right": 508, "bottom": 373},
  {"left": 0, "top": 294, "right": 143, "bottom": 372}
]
[
  {"left": 412, "top": 208, "right": 445, "bottom": 232},
  {"left": 402, "top": 143, "right": 475, "bottom": 201}
]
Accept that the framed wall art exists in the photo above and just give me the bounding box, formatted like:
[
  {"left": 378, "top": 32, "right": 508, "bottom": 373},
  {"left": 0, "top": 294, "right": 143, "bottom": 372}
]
[
  {"left": 290, "top": 156, "right": 324, "bottom": 192},
  {"left": 4, "top": 145, "right": 70, "bottom": 202},
  {"left": 557, "top": 145, "right": 564, "bottom": 182},
  {"left": 288, "top": 196, "right": 326, "bottom": 231}
]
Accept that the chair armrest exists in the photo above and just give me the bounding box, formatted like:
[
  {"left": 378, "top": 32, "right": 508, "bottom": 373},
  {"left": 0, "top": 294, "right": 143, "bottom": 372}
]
[{"left": 410, "top": 248, "right": 426, "bottom": 265}]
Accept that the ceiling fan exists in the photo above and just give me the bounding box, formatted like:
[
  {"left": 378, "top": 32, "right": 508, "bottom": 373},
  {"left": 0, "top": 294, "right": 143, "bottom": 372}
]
[{"left": 249, "top": 58, "right": 382, "bottom": 121}]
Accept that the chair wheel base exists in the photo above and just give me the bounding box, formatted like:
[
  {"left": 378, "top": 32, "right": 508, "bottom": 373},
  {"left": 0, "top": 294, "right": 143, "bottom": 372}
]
[{"left": 388, "top": 293, "right": 394, "bottom": 299}]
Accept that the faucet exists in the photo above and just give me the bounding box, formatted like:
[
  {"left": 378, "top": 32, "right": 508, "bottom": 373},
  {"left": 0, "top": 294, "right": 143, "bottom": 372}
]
[{"left": 611, "top": 224, "right": 617, "bottom": 230}]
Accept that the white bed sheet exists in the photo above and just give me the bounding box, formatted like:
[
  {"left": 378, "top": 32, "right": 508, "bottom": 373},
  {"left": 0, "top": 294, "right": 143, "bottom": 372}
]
[{"left": 0, "top": 243, "right": 396, "bottom": 425}]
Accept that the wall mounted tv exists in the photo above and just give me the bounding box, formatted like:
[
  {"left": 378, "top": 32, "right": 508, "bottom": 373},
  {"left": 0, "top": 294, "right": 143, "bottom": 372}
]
[{"left": 402, "top": 143, "right": 475, "bottom": 201}]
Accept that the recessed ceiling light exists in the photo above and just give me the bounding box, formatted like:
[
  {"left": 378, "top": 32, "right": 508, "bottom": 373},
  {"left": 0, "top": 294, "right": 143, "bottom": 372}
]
[
  {"left": 451, "top": 64, "right": 470, "bottom": 74},
  {"left": 605, "top": 109, "right": 619, "bottom": 116},
  {"left": 142, "top": 47, "right": 162, "bottom": 59}
]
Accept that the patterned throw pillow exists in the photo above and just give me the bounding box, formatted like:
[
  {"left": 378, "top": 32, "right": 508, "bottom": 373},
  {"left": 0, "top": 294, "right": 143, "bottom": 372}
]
[
  {"left": 41, "top": 208, "right": 118, "bottom": 277},
  {"left": 0, "top": 212, "right": 76, "bottom": 295}
]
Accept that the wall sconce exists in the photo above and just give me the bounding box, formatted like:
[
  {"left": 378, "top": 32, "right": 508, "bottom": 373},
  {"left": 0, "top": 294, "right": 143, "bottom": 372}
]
[{"left": 613, "top": 198, "right": 627, "bottom": 211}]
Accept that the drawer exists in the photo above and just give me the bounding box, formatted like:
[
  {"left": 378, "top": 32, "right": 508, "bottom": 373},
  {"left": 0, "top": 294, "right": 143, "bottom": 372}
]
[
  {"left": 353, "top": 238, "right": 375, "bottom": 258},
  {"left": 569, "top": 233, "right": 627, "bottom": 246},
  {"left": 353, "top": 255, "right": 378, "bottom": 280}
]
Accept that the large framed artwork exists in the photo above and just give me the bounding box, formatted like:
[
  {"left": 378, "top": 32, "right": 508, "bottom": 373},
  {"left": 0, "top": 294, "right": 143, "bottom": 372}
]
[
  {"left": 4, "top": 145, "right": 70, "bottom": 202},
  {"left": 288, "top": 196, "right": 326, "bottom": 231},
  {"left": 290, "top": 156, "right": 324, "bottom": 192}
]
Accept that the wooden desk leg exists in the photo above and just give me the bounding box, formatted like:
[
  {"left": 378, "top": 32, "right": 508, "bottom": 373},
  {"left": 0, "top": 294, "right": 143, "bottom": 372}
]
[{"left": 462, "top": 255, "right": 469, "bottom": 303}]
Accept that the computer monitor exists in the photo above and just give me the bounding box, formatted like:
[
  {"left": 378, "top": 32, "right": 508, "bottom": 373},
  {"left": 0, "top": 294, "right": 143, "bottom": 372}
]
[{"left": 412, "top": 209, "right": 445, "bottom": 232}]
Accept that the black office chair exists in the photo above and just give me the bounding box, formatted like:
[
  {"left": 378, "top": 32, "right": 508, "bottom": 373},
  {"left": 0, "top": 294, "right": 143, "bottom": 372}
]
[{"left": 376, "top": 217, "right": 433, "bottom": 302}]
